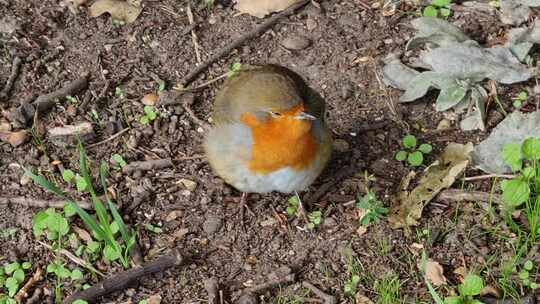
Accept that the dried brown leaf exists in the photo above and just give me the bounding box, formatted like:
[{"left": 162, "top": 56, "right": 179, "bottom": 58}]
[
  {"left": 235, "top": 0, "right": 302, "bottom": 18},
  {"left": 0, "top": 130, "right": 28, "bottom": 147},
  {"left": 425, "top": 259, "right": 447, "bottom": 286},
  {"left": 389, "top": 142, "right": 473, "bottom": 228},
  {"left": 89, "top": 0, "right": 142, "bottom": 23}
]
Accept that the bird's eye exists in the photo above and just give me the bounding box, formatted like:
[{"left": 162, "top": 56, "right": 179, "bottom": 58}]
[{"left": 269, "top": 111, "right": 282, "bottom": 117}]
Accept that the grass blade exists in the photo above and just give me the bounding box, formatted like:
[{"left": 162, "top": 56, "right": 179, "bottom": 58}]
[
  {"left": 421, "top": 251, "right": 445, "bottom": 304},
  {"left": 68, "top": 202, "right": 106, "bottom": 239},
  {"left": 23, "top": 167, "right": 67, "bottom": 198},
  {"left": 100, "top": 162, "right": 131, "bottom": 242}
]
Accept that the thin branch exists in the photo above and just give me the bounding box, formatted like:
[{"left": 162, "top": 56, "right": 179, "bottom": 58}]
[
  {"left": 0, "top": 196, "right": 92, "bottom": 209},
  {"left": 462, "top": 174, "right": 515, "bottom": 181},
  {"left": 87, "top": 128, "right": 129, "bottom": 149},
  {"left": 0, "top": 56, "right": 22, "bottom": 100},
  {"left": 186, "top": 4, "right": 202, "bottom": 64},
  {"left": 179, "top": 0, "right": 310, "bottom": 86},
  {"left": 302, "top": 282, "right": 337, "bottom": 304},
  {"left": 38, "top": 241, "right": 105, "bottom": 277}
]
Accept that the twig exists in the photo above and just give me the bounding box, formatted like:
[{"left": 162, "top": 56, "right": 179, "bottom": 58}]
[
  {"left": 436, "top": 189, "right": 502, "bottom": 205},
  {"left": 235, "top": 266, "right": 295, "bottom": 304},
  {"left": 302, "top": 282, "right": 337, "bottom": 304},
  {"left": 65, "top": 249, "right": 187, "bottom": 304},
  {"left": 186, "top": 4, "right": 202, "bottom": 65},
  {"left": 180, "top": 0, "right": 310, "bottom": 86},
  {"left": 462, "top": 174, "right": 515, "bottom": 181},
  {"left": 14, "top": 267, "right": 43, "bottom": 303},
  {"left": 204, "top": 277, "right": 219, "bottom": 304},
  {"left": 0, "top": 196, "right": 92, "bottom": 209},
  {"left": 87, "top": 128, "right": 129, "bottom": 149},
  {"left": 0, "top": 56, "right": 22, "bottom": 100},
  {"left": 38, "top": 241, "right": 105, "bottom": 277},
  {"left": 182, "top": 96, "right": 211, "bottom": 131},
  {"left": 174, "top": 71, "right": 230, "bottom": 92},
  {"left": 122, "top": 158, "right": 174, "bottom": 174},
  {"left": 34, "top": 73, "right": 89, "bottom": 113}
]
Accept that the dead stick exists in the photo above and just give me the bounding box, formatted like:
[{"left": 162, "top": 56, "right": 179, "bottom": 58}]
[
  {"left": 204, "top": 277, "right": 219, "bottom": 304},
  {"left": 122, "top": 158, "right": 174, "bottom": 174},
  {"left": 34, "top": 73, "right": 89, "bottom": 113},
  {"left": 38, "top": 241, "right": 105, "bottom": 277},
  {"left": 0, "top": 56, "right": 22, "bottom": 100},
  {"left": 462, "top": 174, "right": 514, "bottom": 181},
  {"left": 236, "top": 266, "right": 295, "bottom": 304},
  {"left": 302, "top": 282, "right": 337, "bottom": 304},
  {"left": 180, "top": 0, "right": 310, "bottom": 86},
  {"left": 87, "top": 128, "right": 129, "bottom": 149},
  {"left": 65, "top": 249, "right": 186, "bottom": 304},
  {"left": 436, "top": 189, "right": 502, "bottom": 204},
  {"left": 0, "top": 196, "right": 92, "bottom": 209},
  {"left": 14, "top": 267, "right": 43, "bottom": 303}
]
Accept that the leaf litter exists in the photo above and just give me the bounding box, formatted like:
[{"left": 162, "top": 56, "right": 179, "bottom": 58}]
[
  {"left": 89, "top": 0, "right": 142, "bottom": 24},
  {"left": 234, "top": 0, "right": 302, "bottom": 18},
  {"left": 382, "top": 17, "right": 537, "bottom": 131},
  {"left": 389, "top": 142, "right": 473, "bottom": 229}
]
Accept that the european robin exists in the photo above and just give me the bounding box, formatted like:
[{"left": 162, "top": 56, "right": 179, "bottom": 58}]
[{"left": 204, "top": 64, "right": 332, "bottom": 213}]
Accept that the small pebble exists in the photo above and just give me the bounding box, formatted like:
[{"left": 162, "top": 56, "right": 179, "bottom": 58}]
[
  {"left": 306, "top": 18, "right": 317, "bottom": 31},
  {"left": 281, "top": 35, "right": 311, "bottom": 50},
  {"left": 203, "top": 216, "right": 222, "bottom": 235}
]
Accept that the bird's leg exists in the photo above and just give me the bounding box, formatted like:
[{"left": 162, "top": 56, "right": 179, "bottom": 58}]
[
  {"left": 238, "top": 192, "right": 255, "bottom": 223},
  {"left": 295, "top": 191, "right": 310, "bottom": 225}
]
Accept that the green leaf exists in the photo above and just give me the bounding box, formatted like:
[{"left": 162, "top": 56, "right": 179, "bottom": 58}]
[
  {"left": 459, "top": 274, "right": 484, "bottom": 296},
  {"left": 423, "top": 6, "right": 438, "bottom": 17},
  {"left": 46, "top": 263, "right": 58, "bottom": 274},
  {"left": 395, "top": 151, "right": 408, "bottom": 161},
  {"left": 439, "top": 7, "right": 451, "bottom": 17},
  {"left": 524, "top": 260, "right": 534, "bottom": 271},
  {"left": 62, "top": 169, "right": 75, "bottom": 183},
  {"left": 517, "top": 91, "right": 528, "bottom": 100},
  {"left": 4, "top": 263, "right": 20, "bottom": 275},
  {"left": 86, "top": 241, "right": 100, "bottom": 253},
  {"left": 103, "top": 245, "right": 121, "bottom": 262},
  {"left": 71, "top": 268, "right": 84, "bottom": 281},
  {"left": 33, "top": 211, "right": 49, "bottom": 237},
  {"left": 5, "top": 277, "right": 19, "bottom": 297},
  {"left": 436, "top": 85, "right": 467, "bottom": 111},
  {"left": 75, "top": 176, "right": 88, "bottom": 192},
  {"left": 502, "top": 143, "right": 523, "bottom": 171},
  {"left": 408, "top": 151, "right": 424, "bottom": 166},
  {"left": 23, "top": 168, "right": 67, "bottom": 198},
  {"left": 513, "top": 100, "right": 522, "bottom": 108},
  {"left": 403, "top": 135, "right": 417, "bottom": 149},
  {"left": 522, "top": 138, "right": 540, "bottom": 160},
  {"left": 501, "top": 178, "right": 530, "bottom": 207},
  {"left": 418, "top": 144, "right": 433, "bottom": 154},
  {"left": 433, "top": 0, "right": 451, "bottom": 7},
  {"left": 443, "top": 296, "right": 462, "bottom": 304},
  {"left": 56, "top": 265, "right": 72, "bottom": 279},
  {"left": 157, "top": 81, "right": 166, "bottom": 92},
  {"left": 64, "top": 203, "right": 77, "bottom": 217},
  {"left": 140, "top": 116, "right": 149, "bottom": 125},
  {"left": 13, "top": 269, "right": 24, "bottom": 283},
  {"left": 73, "top": 300, "right": 89, "bottom": 304},
  {"left": 21, "top": 262, "right": 31, "bottom": 270},
  {"left": 111, "top": 154, "right": 127, "bottom": 168},
  {"left": 519, "top": 270, "right": 529, "bottom": 280}
]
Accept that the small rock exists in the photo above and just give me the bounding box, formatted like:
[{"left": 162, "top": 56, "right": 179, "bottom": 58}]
[
  {"left": 170, "top": 228, "right": 189, "bottom": 242},
  {"left": 306, "top": 18, "right": 317, "bottom": 31},
  {"left": 179, "top": 189, "right": 192, "bottom": 197},
  {"left": 47, "top": 122, "right": 95, "bottom": 147},
  {"left": 436, "top": 119, "right": 452, "bottom": 131},
  {"left": 0, "top": 130, "right": 28, "bottom": 147},
  {"left": 179, "top": 178, "right": 197, "bottom": 191},
  {"left": 20, "top": 173, "right": 31, "bottom": 186},
  {"left": 322, "top": 217, "right": 337, "bottom": 227},
  {"left": 203, "top": 216, "right": 222, "bottom": 235},
  {"left": 141, "top": 93, "right": 159, "bottom": 106},
  {"left": 260, "top": 217, "right": 278, "bottom": 227},
  {"left": 333, "top": 139, "right": 350, "bottom": 152},
  {"left": 208, "top": 14, "right": 220, "bottom": 25},
  {"left": 281, "top": 35, "right": 311, "bottom": 50},
  {"left": 165, "top": 210, "right": 183, "bottom": 222}
]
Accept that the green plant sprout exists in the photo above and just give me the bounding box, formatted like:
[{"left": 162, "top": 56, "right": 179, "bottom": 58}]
[
  {"left": 227, "top": 62, "right": 242, "bottom": 78},
  {"left": 444, "top": 274, "right": 485, "bottom": 304},
  {"left": 344, "top": 274, "right": 360, "bottom": 295},
  {"left": 423, "top": 0, "right": 452, "bottom": 18},
  {"left": 500, "top": 137, "right": 540, "bottom": 241},
  {"left": 140, "top": 106, "right": 158, "bottom": 125},
  {"left": 513, "top": 90, "right": 528, "bottom": 108},
  {"left": 395, "top": 134, "right": 432, "bottom": 167},
  {"left": 286, "top": 195, "right": 300, "bottom": 217},
  {"left": 307, "top": 211, "right": 323, "bottom": 229},
  {"left": 356, "top": 190, "right": 388, "bottom": 227},
  {"left": 144, "top": 223, "right": 163, "bottom": 234},
  {"left": 115, "top": 87, "right": 125, "bottom": 99},
  {"left": 0, "top": 261, "right": 32, "bottom": 302},
  {"left": 111, "top": 154, "right": 127, "bottom": 169},
  {"left": 25, "top": 141, "right": 137, "bottom": 269},
  {"left": 518, "top": 260, "right": 540, "bottom": 289}
]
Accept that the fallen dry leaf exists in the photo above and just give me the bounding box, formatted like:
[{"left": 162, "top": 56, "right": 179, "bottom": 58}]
[
  {"left": 147, "top": 294, "right": 162, "bottom": 304},
  {"left": 0, "top": 130, "right": 28, "bottom": 147},
  {"left": 356, "top": 292, "right": 375, "bottom": 304},
  {"left": 89, "top": 0, "right": 142, "bottom": 24},
  {"left": 165, "top": 210, "right": 183, "bottom": 222},
  {"left": 141, "top": 93, "right": 158, "bottom": 106},
  {"left": 73, "top": 226, "right": 92, "bottom": 243},
  {"left": 481, "top": 285, "right": 501, "bottom": 298},
  {"left": 424, "top": 259, "right": 447, "bottom": 286},
  {"left": 235, "top": 0, "right": 302, "bottom": 18},
  {"left": 453, "top": 266, "right": 468, "bottom": 280},
  {"left": 356, "top": 225, "right": 367, "bottom": 236},
  {"left": 389, "top": 142, "right": 473, "bottom": 228}
]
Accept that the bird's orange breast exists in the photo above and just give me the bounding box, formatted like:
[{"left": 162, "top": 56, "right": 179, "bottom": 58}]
[{"left": 240, "top": 109, "right": 318, "bottom": 174}]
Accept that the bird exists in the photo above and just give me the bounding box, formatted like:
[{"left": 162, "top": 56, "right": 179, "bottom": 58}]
[{"left": 203, "top": 64, "right": 332, "bottom": 216}]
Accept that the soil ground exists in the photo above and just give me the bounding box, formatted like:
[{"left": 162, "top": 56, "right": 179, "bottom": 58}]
[{"left": 1, "top": 0, "right": 540, "bottom": 303}]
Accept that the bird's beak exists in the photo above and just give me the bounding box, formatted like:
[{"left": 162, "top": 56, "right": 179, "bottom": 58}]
[{"left": 294, "top": 112, "right": 316, "bottom": 120}]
